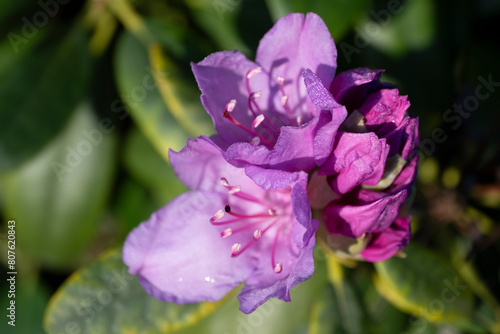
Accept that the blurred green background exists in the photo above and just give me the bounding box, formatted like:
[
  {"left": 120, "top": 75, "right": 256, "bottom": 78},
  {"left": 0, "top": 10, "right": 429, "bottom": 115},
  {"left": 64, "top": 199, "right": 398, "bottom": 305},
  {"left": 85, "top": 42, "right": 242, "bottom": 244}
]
[{"left": 1, "top": 0, "right": 499, "bottom": 333}]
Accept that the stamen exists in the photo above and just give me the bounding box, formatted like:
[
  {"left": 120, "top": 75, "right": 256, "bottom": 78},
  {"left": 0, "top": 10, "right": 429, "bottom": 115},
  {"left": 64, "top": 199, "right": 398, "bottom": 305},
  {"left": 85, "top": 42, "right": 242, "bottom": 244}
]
[
  {"left": 251, "top": 137, "right": 260, "bottom": 146},
  {"left": 226, "top": 99, "right": 237, "bottom": 112},
  {"left": 221, "top": 228, "right": 232, "bottom": 238},
  {"left": 296, "top": 116, "right": 303, "bottom": 126},
  {"left": 212, "top": 178, "right": 292, "bottom": 273},
  {"left": 228, "top": 210, "right": 277, "bottom": 219},
  {"left": 210, "top": 210, "right": 225, "bottom": 223},
  {"left": 233, "top": 190, "right": 273, "bottom": 206},
  {"left": 271, "top": 227, "right": 282, "bottom": 273},
  {"left": 252, "top": 114, "right": 265, "bottom": 130},
  {"left": 220, "top": 178, "right": 241, "bottom": 194},
  {"left": 250, "top": 91, "right": 262, "bottom": 100},
  {"left": 281, "top": 95, "right": 288, "bottom": 106},
  {"left": 277, "top": 76, "right": 292, "bottom": 116},
  {"left": 219, "top": 178, "right": 229, "bottom": 187},
  {"left": 246, "top": 68, "right": 262, "bottom": 97},
  {"left": 231, "top": 243, "right": 242, "bottom": 257},
  {"left": 224, "top": 99, "right": 276, "bottom": 147},
  {"left": 211, "top": 218, "right": 258, "bottom": 226},
  {"left": 246, "top": 67, "right": 262, "bottom": 79},
  {"left": 243, "top": 72, "right": 281, "bottom": 141}
]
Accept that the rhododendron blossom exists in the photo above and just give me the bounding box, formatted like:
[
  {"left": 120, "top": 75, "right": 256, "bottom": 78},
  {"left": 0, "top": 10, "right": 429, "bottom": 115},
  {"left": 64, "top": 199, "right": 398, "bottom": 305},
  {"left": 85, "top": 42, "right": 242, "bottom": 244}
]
[{"left": 123, "top": 12, "right": 418, "bottom": 314}]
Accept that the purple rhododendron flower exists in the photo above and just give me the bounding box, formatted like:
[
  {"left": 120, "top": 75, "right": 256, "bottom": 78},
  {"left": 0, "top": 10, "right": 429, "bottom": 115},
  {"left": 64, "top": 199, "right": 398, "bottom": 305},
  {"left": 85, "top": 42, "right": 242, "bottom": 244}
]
[
  {"left": 124, "top": 12, "right": 339, "bottom": 314},
  {"left": 123, "top": 12, "right": 419, "bottom": 313}
]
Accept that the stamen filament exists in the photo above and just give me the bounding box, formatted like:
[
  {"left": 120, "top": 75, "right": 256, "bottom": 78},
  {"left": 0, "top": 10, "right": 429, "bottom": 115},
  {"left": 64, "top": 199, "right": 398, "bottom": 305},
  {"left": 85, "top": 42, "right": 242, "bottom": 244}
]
[
  {"left": 233, "top": 191, "right": 272, "bottom": 206},
  {"left": 231, "top": 220, "right": 277, "bottom": 257},
  {"left": 228, "top": 210, "right": 276, "bottom": 219},
  {"left": 277, "top": 76, "right": 293, "bottom": 117},
  {"left": 271, "top": 227, "right": 283, "bottom": 273}
]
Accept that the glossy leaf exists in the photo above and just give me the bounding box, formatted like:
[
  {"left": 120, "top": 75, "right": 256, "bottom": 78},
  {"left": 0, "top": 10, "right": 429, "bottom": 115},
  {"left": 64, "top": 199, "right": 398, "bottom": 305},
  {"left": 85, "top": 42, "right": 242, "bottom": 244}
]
[
  {"left": 266, "top": 0, "right": 370, "bottom": 40},
  {"left": 307, "top": 286, "right": 339, "bottom": 334},
  {"left": 368, "top": 0, "right": 436, "bottom": 57},
  {"left": 1, "top": 103, "right": 116, "bottom": 268},
  {"left": 374, "top": 243, "right": 474, "bottom": 325},
  {"left": 326, "top": 255, "right": 364, "bottom": 334},
  {"left": 186, "top": 0, "right": 250, "bottom": 54},
  {"left": 44, "top": 248, "right": 227, "bottom": 334},
  {"left": 114, "top": 30, "right": 213, "bottom": 162},
  {"left": 0, "top": 25, "right": 91, "bottom": 171},
  {"left": 122, "top": 128, "right": 187, "bottom": 206},
  {"left": 113, "top": 178, "right": 157, "bottom": 237}
]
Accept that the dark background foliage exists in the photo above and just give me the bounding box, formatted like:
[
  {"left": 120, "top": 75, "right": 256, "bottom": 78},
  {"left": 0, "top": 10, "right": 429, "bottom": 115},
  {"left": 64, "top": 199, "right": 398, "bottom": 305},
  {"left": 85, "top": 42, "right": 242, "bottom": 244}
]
[{"left": 0, "top": 0, "right": 499, "bottom": 333}]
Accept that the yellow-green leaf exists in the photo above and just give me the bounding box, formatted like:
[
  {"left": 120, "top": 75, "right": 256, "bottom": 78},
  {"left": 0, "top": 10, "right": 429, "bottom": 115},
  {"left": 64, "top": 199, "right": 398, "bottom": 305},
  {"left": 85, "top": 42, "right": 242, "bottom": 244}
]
[
  {"left": 374, "top": 243, "right": 474, "bottom": 324},
  {"left": 1, "top": 103, "right": 116, "bottom": 269},
  {"left": 44, "top": 248, "right": 228, "bottom": 334}
]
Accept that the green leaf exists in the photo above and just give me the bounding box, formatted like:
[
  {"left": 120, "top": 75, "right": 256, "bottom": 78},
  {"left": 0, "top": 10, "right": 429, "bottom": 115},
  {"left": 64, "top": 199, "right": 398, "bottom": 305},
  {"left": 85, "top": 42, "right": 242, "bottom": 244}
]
[
  {"left": 326, "top": 256, "right": 364, "bottom": 334},
  {"left": 360, "top": 271, "right": 411, "bottom": 334},
  {"left": 1, "top": 103, "right": 117, "bottom": 268},
  {"left": 114, "top": 30, "right": 212, "bottom": 162},
  {"left": 123, "top": 128, "right": 187, "bottom": 206},
  {"left": 307, "top": 286, "right": 339, "bottom": 334},
  {"left": 113, "top": 178, "right": 157, "bottom": 237},
  {"left": 44, "top": 248, "right": 227, "bottom": 334},
  {"left": 266, "top": 0, "right": 370, "bottom": 40},
  {"left": 0, "top": 0, "right": 37, "bottom": 27},
  {"left": 369, "top": 0, "right": 436, "bottom": 57},
  {"left": 374, "top": 243, "right": 474, "bottom": 325},
  {"left": 186, "top": 0, "right": 250, "bottom": 54},
  {"left": 0, "top": 25, "right": 91, "bottom": 171}
]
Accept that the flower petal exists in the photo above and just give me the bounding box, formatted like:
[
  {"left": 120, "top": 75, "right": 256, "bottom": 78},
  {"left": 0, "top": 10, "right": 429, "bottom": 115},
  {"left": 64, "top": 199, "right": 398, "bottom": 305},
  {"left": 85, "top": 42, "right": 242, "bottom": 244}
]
[
  {"left": 319, "top": 132, "right": 390, "bottom": 194},
  {"left": 361, "top": 216, "right": 412, "bottom": 262},
  {"left": 123, "top": 191, "right": 259, "bottom": 304},
  {"left": 392, "top": 155, "right": 418, "bottom": 190},
  {"left": 191, "top": 51, "right": 278, "bottom": 146},
  {"left": 302, "top": 68, "right": 347, "bottom": 165},
  {"left": 358, "top": 89, "right": 410, "bottom": 136},
  {"left": 383, "top": 117, "right": 419, "bottom": 158},
  {"left": 323, "top": 188, "right": 408, "bottom": 237},
  {"left": 169, "top": 135, "right": 253, "bottom": 192},
  {"left": 226, "top": 119, "right": 322, "bottom": 173},
  {"left": 239, "top": 166, "right": 314, "bottom": 246},
  {"left": 330, "top": 68, "right": 385, "bottom": 110},
  {"left": 256, "top": 13, "right": 337, "bottom": 119},
  {"left": 225, "top": 70, "right": 347, "bottom": 173},
  {"left": 237, "top": 219, "right": 318, "bottom": 314}
]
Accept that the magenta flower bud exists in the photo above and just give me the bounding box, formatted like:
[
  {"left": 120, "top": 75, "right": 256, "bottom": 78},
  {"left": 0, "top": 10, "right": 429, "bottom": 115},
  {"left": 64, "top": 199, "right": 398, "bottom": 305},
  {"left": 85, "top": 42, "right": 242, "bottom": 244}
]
[{"left": 314, "top": 64, "right": 418, "bottom": 262}]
